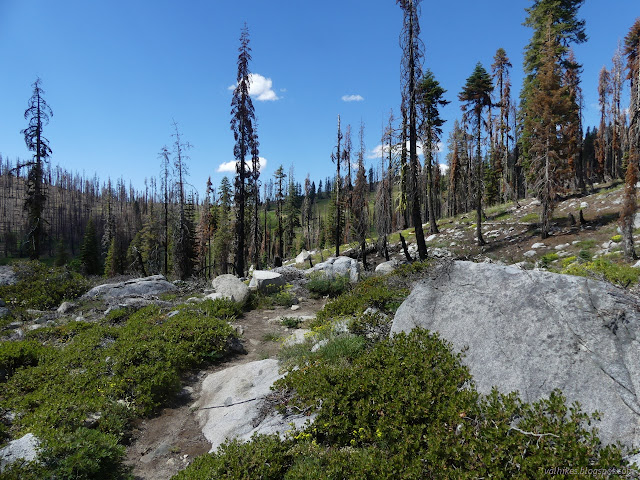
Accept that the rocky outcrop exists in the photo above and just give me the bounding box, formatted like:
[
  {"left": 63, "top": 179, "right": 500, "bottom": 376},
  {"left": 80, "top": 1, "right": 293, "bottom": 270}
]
[
  {"left": 0, "top": 433, "right": 40, "bottom": 472},
  {"left": 207, "top": 274, "right": 250, "bottom": 304},
  {"left": 304, "top": 256, "right": 361, "bottom": 283},
  {"left": 248, "top": 270, "right": 286, "bottom": 293},
  {"left": 0, "top": 267, "right": 16, "bottom": 287},
  {"left": 392, "top": 260, "right": 640, "bottom": 448},
  {"left": 83, "top": 275, "right": 176, "bottom": 300},
  {"left": 195, "top": 359, "right": 310, "bottom": 452}
]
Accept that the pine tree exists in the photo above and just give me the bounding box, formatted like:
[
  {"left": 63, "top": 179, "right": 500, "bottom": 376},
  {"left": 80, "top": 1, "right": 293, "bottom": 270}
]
[
  {"left": 527, "top": 22, "right": 572, "bottom": 239},
  {"left": 620, "top": 18, "right": 640, "bottom": 260},
  {"left": 330, "top": 116, "right": 343, "bottom": 257},
  {"left": 213, "top": 177, "right": 233, "bottom": 274},
  {"left": 21, "top": 78, "right": 53, "bottom": 259},
  {"left": 398, "top": 0, "right": 427, "bottom": 260},
  {"left": 230, "top": 24, "right": 257, "bottom": 276},
  {"left": 351, "top": 122, "right": 369, "bottom": 267},
  {"left": 417, "top": 69, "right": 448, "bottom": 234},
  {"left": 273, "top": 165, "right": 286, "bottom": 260},
  {"left": 491, "top": 48, "right": 513, "bottom": 201},
  {"left": 459, "top": 63, "right": 493, "bottom": 246},
  {"left": 80, "top": 218, "right": 101, "bottom": 275},
  {"left": 171, "top": 122, "right": 194, "bottom": 280},
  {"left": 595, "top": 66, "right": 611, "bottom": 181},
  {"left": 520, "top": 0, "right": 586, "bottom": 168}
]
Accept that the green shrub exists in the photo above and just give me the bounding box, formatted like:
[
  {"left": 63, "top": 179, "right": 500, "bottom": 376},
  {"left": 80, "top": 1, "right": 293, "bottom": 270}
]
[
  {"left": 280, "top": 316, "right": 303, "bottom": 328},
  {"left": 172, "top": 435, "right": 294, "bottom": 480},
  {"left": 0, "top": 261, "right": 90, "bottom": 312},
  {"left": 0, "top": 340, "right": 43, "bottom": 381},
  {"left": 3, "top": 428, "right": 132, "bottom": 480},
  {"left": 306, "top": 273, "right": 351, "bottom": 298},
  {"left": 561, "top": 255, "right": 577, "bottom": 268},
  {"left": 313, "top": 276, "right": 408, "bottom": 327},
  {"left": 249, "top": 285, "right": 297, "bottom": 309},
  {"left": 179, "top": 329, "right": 630, "bottom": 479},
  {"left": 611, "top": 234, "right": 623, "bottom": 242},
  {"left": 539, "top": 252, "right": 559, "bottom": 268},
  {"left": 563, "top": 258, "right": 640, "bottom": 287},
  {"left": 0, "top": 303, "right": 236, "bottom": 478}
]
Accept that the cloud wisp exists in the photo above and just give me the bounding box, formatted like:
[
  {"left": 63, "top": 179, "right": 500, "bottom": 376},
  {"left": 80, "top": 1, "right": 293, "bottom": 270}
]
[
  {"left": 228, "top": 73, "right": 280, "bottom": 101},
  {"left": 342, "top": 94, "right": 364, "bottom": 102}
]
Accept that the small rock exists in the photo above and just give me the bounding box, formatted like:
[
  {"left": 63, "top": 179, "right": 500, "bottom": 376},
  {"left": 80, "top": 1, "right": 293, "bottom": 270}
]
[
  {"left": 426, "top": 234, "right": 437, "bottom": 242},
  {"left": 531, "top": 243, "right": 546, "bottom": 249},
  {"left": 633, "top": 260, "right": 640, "bottom": 268},
  {"left": 311, "top": 339, "right": 329, "bottom": 353},
  {"left": 523, "top": 250, "right": 536, "bottom": 258},
  {"left": 167, "top": 310, "right": 180, "bottom": 318},
  {"left": 283, "top": 329, "right": 311, "bottom": 347},
  {"left": 186, "top": 297, "right": 204, "bottom": 304},
  {"left": 57, "top": 301, "right": 76, "bottom": 315},
  {"left": 601, "top": 241, "right": 614, "bottom": 250},
  {"left": 83, "top": 412, "right": 102, "bottom": 428},
  {"left": 290, "top": 305, "right": 301, "bottom": 311},
  {"left": 0, "top": 433, "right": 40, "bottom": 472},
  {"left": 554, "top": 243, "right": 570, "bottom": 250},
  {"left": 295, "top": 250, "right": 311, "bottom": 264},
  {"left": 0, "top": 307, "right": 10, "bottom": 319}
]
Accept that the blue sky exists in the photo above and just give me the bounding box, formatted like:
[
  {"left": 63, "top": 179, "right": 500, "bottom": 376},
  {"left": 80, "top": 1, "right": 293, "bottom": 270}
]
[{"left": 0, "top": 1, "right": 637, "bottom": 197}]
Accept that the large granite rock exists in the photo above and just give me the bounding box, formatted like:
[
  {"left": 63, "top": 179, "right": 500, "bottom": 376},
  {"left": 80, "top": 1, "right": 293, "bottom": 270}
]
[
  {"left": 248, "top": 270, "right": 286, "bottom": 293},
  {"left": 83, "top": 275, "right": 176, "bottom": 299},
  {"left": 0, "top": 433, "right": 40, "bottom": 472},
  {"left": 304, "top": 256, "right": 361, "bottom": 283},
  {"left": 391, "top": 260, "right": 640, "bottom": 448},
  {"left": 195, "top": 359, "right": 310, "bottom": 451},
  {"left": 207, "top": 274, "right": 250, "bottom": 304},
  {"left": 375, "top": 259, "right": 401, "bottom": 275}
]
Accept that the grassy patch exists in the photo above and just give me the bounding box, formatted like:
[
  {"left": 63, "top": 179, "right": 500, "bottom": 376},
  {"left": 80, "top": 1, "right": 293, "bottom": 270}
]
[
  {"left": 520, "top": 212, "right": 539, "bottom": 223},
  {"left": 562, "top": 258, "right": 640, "bottom": 287},
  {"left": 249, "top": 285, "right": 297, "bottom": 309}
]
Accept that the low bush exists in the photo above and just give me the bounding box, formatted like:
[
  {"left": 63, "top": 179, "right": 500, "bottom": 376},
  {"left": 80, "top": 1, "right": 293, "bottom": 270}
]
[
  {"left": 563, "top": 258, "right": 640, "bottom": 287},
  {"left": 280, "top": 316, "right": 303, "bottom": 328},
  {"left": 0, "top": 340, "right": 43, "bottom": 382},
  {"left": 0, "top": 302, "right": 236, "bottom": 478},
  {"left": 0, "top": 261, "right": 90, "bottom": 312},
  {"left": 249, "top": 285, "right": 297, "bottom": 309},
  {"left": 177, "top": 329, "right": 630, "bottom": 479},
  {"left": 306, "top": 273, "right": 351, "bottom": 298}
]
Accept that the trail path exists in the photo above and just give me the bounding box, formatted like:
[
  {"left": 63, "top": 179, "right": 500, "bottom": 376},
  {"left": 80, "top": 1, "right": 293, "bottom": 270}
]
[{"left": 125, "top": 296, "right": 325, "bottom": 480}]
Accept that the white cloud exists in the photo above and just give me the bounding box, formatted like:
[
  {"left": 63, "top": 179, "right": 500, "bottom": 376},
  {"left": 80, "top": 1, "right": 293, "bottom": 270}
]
[
  {"left": 216, "top": 157, "right": 268, "bottom": 174},
  {"left": 439, "top": 163, "right": 449, "bottom": 175},
  {"left": 217, "top": 161, "right": 236, "bottom": 173},
  {"left": 228, "top": 73, "right": 280, "bottom": 101},
  {"left": 342, "top": 94, "right": 364, "bottom": 102}
]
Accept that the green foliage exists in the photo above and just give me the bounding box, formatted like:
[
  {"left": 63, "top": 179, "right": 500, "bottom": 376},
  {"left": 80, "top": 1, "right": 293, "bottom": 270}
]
[
  {"left": 562, "top": 258, "right": 640, "bottom": 286},
  {"left": 80, "top": 218, "right": 102, "bottom": 275},
  {"left": 0, "top": 261, "right": 89, "bottom": 312},
  {"left": 172, "top": 435, "right": 293, "bottom": 480},
  {"left": 249, "top": 285, "right": 296, "bottom": 309},
  {"left": 313, "top": 275, "right": 408, "bottom": 327},
  {"left": 280, "top": 316, "right": 303, "bottom": 328},
  {"left": 180, "top": 329, "right": 630, "bottom": 479},
  {"left": 0, "top": 340, "right": 43, "bottom": 381},
  {"left": 539, "top": 252, "right": 559, "bottom": 267},
  {"left": 611, "top": 234, "right": 623, "bottom": 242},
  {"left": 520, "top": 212, "right": 539, "bottom": 223},
  {"left": 2, "top": 428, "right": 132, "bottom": 480},
  {"left": 561, "top": 255, "right": 577, "bottom": 268},
  {"left": 306, "top": 273, "right": 351, "bottom": 298},
  {"left": 0, "top": 302, "right": 235, "bottom": 478}
]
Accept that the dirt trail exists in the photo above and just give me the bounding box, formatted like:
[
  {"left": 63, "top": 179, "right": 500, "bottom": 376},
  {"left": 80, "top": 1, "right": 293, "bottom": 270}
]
[{"left": 125, "top": 296, "right": 326, "bottom": 480}]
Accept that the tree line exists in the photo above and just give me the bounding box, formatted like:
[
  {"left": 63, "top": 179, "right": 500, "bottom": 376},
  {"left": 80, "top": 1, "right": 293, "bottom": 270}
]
[{"left": 3, "top": 2, "right": 640, "bottom": 279}]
